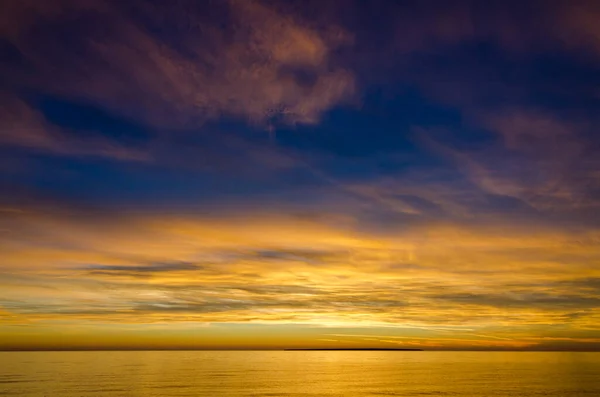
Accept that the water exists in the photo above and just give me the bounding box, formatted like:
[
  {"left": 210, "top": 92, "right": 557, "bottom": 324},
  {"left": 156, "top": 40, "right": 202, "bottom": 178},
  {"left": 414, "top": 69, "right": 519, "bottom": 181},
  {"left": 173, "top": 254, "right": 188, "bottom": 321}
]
[{"left": 1, "top": 351, "right": 599, "bottom": 396}]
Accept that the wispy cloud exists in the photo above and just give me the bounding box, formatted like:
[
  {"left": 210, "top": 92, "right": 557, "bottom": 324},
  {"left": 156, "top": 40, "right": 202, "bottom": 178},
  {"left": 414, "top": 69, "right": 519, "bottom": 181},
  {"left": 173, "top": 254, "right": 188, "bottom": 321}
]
[
  {"left": 1, "top": 0, "right": 354, "bottom": 129},
  {"left": 417, "top": 108, "right": 600, "bottom": 214},
  {"left": 1, "top": 202, "right": 599, "bottom": 350}
]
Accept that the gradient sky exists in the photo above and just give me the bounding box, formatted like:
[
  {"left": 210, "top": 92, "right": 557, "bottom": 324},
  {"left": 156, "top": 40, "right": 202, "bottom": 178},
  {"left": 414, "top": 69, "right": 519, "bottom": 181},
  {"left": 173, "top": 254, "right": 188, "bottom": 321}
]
[{"left": 1, "top": 0, "right": 600, "bottom": 351}]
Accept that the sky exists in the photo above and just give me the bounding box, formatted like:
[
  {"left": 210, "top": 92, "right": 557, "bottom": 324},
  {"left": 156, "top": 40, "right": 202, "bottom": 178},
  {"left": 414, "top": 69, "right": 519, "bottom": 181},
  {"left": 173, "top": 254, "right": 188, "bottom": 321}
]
[{"left": 1, "top": 0, "right": 600, "bottom": 351}]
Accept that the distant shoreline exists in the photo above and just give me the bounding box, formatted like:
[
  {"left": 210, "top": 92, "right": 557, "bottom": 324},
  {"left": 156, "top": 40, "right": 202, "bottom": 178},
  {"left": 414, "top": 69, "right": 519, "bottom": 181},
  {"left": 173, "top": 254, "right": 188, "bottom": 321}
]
[{"left": 284, "top": 348, "right": 423, "bottom": 351}]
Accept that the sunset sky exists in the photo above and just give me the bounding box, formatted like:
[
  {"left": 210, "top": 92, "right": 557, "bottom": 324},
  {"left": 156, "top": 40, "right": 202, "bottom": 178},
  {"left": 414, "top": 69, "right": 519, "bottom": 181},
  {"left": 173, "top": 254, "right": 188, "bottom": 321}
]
[{"left": 1, "top": 0, "right": 600, "bottom": 351}]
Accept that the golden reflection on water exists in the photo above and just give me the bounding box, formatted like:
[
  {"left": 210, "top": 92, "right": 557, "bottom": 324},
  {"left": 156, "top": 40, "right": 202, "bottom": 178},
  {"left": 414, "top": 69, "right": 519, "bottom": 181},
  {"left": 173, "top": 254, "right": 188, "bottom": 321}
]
[{"left": 1, "top": 351, "right": 599, "bottom": 396}]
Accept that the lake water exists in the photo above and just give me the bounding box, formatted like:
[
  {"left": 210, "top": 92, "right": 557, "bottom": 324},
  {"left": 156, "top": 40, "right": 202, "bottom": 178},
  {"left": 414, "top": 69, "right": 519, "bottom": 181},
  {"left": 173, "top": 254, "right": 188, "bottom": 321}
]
[{"left": 1, "top": 351, "right": 599, "bottom": 396}]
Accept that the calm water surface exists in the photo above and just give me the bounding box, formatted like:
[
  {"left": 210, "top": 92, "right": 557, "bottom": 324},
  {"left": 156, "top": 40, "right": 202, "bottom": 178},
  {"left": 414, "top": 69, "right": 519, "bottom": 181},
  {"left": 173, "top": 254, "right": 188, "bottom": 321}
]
[{"left": 1, "top": 351, "right": 599, "bottom": 396}]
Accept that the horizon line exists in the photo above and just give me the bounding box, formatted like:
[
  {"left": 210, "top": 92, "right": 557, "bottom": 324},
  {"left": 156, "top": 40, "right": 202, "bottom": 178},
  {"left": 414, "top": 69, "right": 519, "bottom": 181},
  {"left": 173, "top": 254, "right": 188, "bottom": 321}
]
[{"left": 2, "top": 348, "right": 600, "bottom": 352}]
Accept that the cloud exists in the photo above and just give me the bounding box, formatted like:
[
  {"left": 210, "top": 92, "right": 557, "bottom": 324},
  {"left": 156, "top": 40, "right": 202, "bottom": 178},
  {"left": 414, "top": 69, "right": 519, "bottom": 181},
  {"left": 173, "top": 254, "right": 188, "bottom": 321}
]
[
  {"left": 83, "top": 261, "right": 201, "bottom": 279},
  {"left": 0, "top": 94, "right": 149, "bottom": 160},
  {"left": 554, "top": 0, "right": 600, "bottom": 56},
  {"left": 1, "top": 202, "right": 599, "bottom": 345},
  {"left": 417, "top": 109, "right": 600, "bottom": 214},
  {"left": 432, "top": 291, "right": 600, "bottom": 310},
  {"left": 1, "top": 0, "right": 354, "bottom": 131},
  {"left": 474, "top": 111, "right": 599, "bottom": 210},
  {"left": 392, "top": 0, "right": 600, "bottom": 57}
]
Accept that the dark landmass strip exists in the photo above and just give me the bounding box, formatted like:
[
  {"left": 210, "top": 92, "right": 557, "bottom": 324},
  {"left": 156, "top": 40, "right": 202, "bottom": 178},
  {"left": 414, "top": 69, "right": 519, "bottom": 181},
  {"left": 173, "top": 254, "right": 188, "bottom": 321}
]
[{"left": 284, "top": 348, "right": 423, "bottom": 351}]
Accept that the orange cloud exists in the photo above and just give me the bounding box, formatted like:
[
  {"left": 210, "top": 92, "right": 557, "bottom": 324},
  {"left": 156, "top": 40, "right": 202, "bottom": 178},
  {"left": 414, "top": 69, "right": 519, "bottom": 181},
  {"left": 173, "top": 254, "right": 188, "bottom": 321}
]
[{"left": 1, "top": 201, "right": 599, "bottom": 350}]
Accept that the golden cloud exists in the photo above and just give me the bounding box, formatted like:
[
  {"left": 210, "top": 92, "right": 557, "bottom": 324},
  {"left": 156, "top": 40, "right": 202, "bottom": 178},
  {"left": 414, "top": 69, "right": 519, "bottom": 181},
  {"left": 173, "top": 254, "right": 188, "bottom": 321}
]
[{"left": 1, "top": 203, "right": 599, "bottom": 350}]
